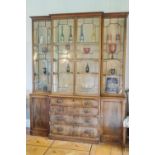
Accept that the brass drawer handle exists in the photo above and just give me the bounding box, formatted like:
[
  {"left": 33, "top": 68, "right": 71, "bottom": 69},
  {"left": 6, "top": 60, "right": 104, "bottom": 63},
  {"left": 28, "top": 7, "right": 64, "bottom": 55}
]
[
  {"left": 57, "top": 127, "right": 63, "bottom": 132},
  {"left": 85, "top": 119, "right": 90, "bottom": 123},
  {"left": 84, "top": 109, "right": 89, "bottom": 113},
  {"left": 84, "top": 102, "right": 91, "bottom": 106},
  {"left": 57, "top": 98, "right": 63, "bottom": 103},
  {"left": 84, "top": 130, "right": 92, "bottom": 136}
]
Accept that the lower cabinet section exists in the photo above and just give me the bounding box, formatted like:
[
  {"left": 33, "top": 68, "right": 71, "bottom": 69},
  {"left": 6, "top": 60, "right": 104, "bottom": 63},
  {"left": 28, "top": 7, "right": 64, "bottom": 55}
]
[
  {"left": 29, "top": 94, "right": 126, "bottom": 144},
  {"left": 30, "top": 94, "right": 50, "bottom": 136},
  {"left": 100, "top": 97, "right": 126, "bottom": 143},
  {"left": 49, "top": 97, "right": 100, "bottom": 143}
]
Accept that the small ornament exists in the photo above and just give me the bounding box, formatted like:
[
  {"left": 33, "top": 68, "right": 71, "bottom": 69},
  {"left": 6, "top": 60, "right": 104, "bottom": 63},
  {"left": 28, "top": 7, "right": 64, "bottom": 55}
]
[
  {"left": 43, "top": 67, "right": 47, "bottom": 75},
  {"left": 66, "top": 63, "right": 70, "bottom": 73},
  {"left": 110, "top": 68, "right": 116, "bottom": 75}
]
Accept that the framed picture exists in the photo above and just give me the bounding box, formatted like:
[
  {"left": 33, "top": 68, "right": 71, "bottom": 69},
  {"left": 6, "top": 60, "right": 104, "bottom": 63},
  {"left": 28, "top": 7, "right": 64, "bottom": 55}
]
[{"left": 105, "top": 75, "right": 119, "bottom": 94}]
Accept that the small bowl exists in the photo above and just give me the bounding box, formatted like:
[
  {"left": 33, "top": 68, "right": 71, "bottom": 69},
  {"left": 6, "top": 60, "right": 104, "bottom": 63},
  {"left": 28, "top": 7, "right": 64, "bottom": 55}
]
[{"left": 83, "top": 48, "right": 90, "bottom": 54}]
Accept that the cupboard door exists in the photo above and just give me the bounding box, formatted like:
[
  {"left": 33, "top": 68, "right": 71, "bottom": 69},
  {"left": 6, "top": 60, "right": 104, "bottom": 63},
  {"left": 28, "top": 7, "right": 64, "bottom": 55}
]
[
  {"left": 30, "top": 96, "right": 49, "bottom": 136},
  {"left": 101, "top": 98, "right": 126, "bottom": 143},
  {"left": 102, "top": 17, "right": 127, "bottom": 95}
]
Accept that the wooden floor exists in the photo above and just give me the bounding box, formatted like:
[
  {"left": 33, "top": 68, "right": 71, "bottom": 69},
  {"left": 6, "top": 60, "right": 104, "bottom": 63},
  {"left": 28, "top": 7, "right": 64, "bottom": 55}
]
[{"left": 26, "top": 135, "right": 129, "bottom": 155}]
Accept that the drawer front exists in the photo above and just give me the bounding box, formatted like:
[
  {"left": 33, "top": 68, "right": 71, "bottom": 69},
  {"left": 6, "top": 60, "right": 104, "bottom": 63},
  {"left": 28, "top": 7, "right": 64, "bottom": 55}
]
[
  {"left": 50, "top": 97, "right": 74, "bottom": 106},
  {"left": 74, "top": 107, "right": 98, "bottom": 116},
  {"left": 50, "top": 124, "right": 73, "bottom": 136},
  {"left": 73, "top": 116, "right": 98, "bottom": 126},
  {"left": 73, "top": 126, "right": 99, "bottom": 138},
  {"left": 50, "top": 115, "right": 73, "bottom": 124},
  {"left": 50, "top": 106, "right": 73, "bottom": 115},
  {"left": 50, "top": 106, "right": 65, "bottom": 114},
  {"left": 81, "top": 99, "right": 98, "bottom": 107},
  {"left": 50, "top": 106, "right": 98, "bottom": 116}
]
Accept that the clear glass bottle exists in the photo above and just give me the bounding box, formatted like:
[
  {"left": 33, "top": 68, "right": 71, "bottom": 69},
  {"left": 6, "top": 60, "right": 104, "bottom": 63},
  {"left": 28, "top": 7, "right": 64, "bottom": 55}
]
[
  {"left": 85, "top": 63, "right": 89, "bottom": 73},
  {"left": 80, "top": 24, "right": 84, "bottom": 42},
  {"left": 60, "top": 25, "right": 64, "bottom": 42},
  {"left": 68, "top": 25, "right": 73, "bottom": 42},
  {"left": 66, "top": 63, "right": 70, "bottom": 73}
]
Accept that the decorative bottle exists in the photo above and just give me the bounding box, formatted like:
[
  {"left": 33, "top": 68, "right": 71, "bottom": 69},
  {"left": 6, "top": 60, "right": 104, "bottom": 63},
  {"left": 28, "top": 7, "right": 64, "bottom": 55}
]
[
  {"left": 66, "top": 63, "right": 70, "bottom": 73},
  {"left": 80, "top": 24, "right": 84, "bottom": 42},
  {"left": 60, "top": 26, "right": 64, "bottom": 42},
  {"left": 43, "top": 67, "right": 47, "bottom": 75},
  {"left": 68, "top": 25, "right": 73, "bottom": 42},
  {"left": 85, "top": 63, "right": 89, "bottom": 73}
]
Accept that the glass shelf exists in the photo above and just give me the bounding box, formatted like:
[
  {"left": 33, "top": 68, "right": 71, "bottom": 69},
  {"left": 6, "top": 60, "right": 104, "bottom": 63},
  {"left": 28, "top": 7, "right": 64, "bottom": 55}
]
[
  {"left": 53, "top": 72, "right": 74, "bottom": 74},
  {"left": 76, "top": 42, "right": 99, "bottom": 45},
  {"left": 76, "top": 72, "right": 99, "bottom": 75}
]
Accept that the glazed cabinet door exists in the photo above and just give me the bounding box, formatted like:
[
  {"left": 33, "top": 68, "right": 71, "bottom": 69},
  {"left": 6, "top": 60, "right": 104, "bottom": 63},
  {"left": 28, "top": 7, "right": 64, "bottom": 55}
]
[
  {"left": 52, "top": 19, "right": 75, "bottom": 94},
  {"left": 102, "top": 15, "right": 127, "bottom": 96},
  {"left": 32, "top": 20, "right": 52, "bottom": 92},
  {"left": 75, "top": 17, "right": 101, "bottom": 96},
  {"left": 30, "top": 95, "right": 49, "bottom": 136},
  {"left": 100, "top": 98, "right": 126, "bottom": 143}
]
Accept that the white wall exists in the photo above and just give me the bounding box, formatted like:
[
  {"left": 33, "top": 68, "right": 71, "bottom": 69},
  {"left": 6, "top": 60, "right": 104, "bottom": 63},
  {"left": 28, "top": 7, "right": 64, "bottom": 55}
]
[{"left": 26, "top": 0, "right": 129, "bottom": 92}]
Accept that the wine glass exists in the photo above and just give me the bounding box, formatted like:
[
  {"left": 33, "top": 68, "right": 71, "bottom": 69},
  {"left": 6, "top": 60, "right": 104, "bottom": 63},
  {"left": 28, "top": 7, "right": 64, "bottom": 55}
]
[{"left": 108, "top": 43, "right": 116, "bottom": 59}]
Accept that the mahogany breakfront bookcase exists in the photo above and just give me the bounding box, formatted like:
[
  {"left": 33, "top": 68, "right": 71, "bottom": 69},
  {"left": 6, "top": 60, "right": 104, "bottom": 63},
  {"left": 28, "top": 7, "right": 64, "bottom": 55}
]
[{"left": 30, "top": 12, "right": 128, "bottom": 144}]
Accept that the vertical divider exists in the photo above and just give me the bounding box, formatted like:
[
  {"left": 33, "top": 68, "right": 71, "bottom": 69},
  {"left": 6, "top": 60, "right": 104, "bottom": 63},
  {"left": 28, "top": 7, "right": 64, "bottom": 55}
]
[
  {"left": 51, "top": 18, "right": 54, "bottom": 93},
  {"left": 99, "top": 14, "right": 103, "bottom": 96},
  {"left": 32, "top": 20, "right": 34, "bottom": 92},
  {"left": 73, "top": 18, "right": 77, "bottom": 96},
  {"left": 123, "top": 18, "right": 127, "bottom": 94},
  {"left": 101, "top": 14, "right": 104, "bottom": 96}
]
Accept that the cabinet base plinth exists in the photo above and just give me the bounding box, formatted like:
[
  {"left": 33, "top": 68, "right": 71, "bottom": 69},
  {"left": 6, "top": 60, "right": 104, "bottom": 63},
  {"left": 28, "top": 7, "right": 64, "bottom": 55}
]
[{"left": 49, "top": 134, "right": 100, "bottom": 144}]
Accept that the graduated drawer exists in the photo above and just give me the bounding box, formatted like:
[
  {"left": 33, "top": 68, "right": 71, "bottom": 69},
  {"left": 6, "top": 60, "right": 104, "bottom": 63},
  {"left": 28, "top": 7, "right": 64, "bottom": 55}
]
[
  {"left": 74, "top": 107, "right": 98, "bottom": 116},
  {"left": 73, "top": 99, "right": 99, "bottom": 108},
  {"left": 73, "top": 126, "right": 99, "bottom": 138},
  {"left": 50, "top": 97, "right": 74, "bottom": 106},
  {"left": 73, "top": 116, "right": 98, "bottom": 126},
  {"left": 50, "top": 115, "right": 73, "bottom": 124},
  {"left": 50, "top": 106, "right": 98, "bottom": 116},
  {"left": 50, "top": 106, "right": 73, "bottom": 115},
  {"left": 50, "top": 124, "right": 73, "bottom": 136},
  {"left": 81, "top": 99, "right": 99, "bottom": 108}
]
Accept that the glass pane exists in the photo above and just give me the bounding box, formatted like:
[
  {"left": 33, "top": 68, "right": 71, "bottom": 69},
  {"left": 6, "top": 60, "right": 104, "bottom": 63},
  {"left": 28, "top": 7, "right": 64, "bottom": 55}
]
[
  {"left": 33, "top": 20, "right": 51, "bottom": 92},
  {"left": 76, "top": 74, "right": 99, "bottom": 95},
  {"left": 53, "top": 19, "right": 74, "bottom": 43},
  {"left": 102, "top": 18, "right": 126, "bottom": 94},
  {"left": 77, "top": 18, "right": 100, "bottom": 43},
  {"left": 76, "top": 60, "right": 99, "bottom": 74},
  {"left": 75, "top": 60, "right": 99, "bottom": 95},
  {"left": 52, "top": 59, "right": 74, "bottom": 93}
]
